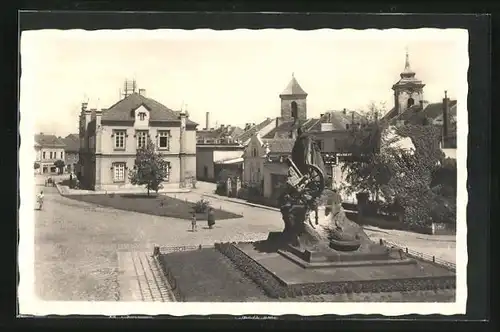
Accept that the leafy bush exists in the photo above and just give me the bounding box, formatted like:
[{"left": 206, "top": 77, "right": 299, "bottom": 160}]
[
  {"left": 194, "top": 199, "right": 211, "bottom": 213},
  {"left": 34, "top": 162, "right": 40, "bottom": 170}
]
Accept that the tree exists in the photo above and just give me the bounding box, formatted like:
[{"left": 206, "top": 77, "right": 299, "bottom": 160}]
[
  {"left": 341, "top": 102, "right": 448, "bottom": 225},
  {"left": 34, "top": 162, "right": 40, "bottom": 170},
  {"left": 340, "top": 102, "right": 390, "bottom": 201},
  {"left": 54, "top": 160, "right": 65, "bottom": 174},
  {"left": 128, "top": 137, "right": 170, "bottom": 196}
]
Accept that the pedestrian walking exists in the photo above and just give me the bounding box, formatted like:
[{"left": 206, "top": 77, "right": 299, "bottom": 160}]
[
  {"left": 207, "top": 207, "right": 215, "bottom": 229},
  {"left": 191, "top": 211, "right": 197, "bottom": 232},
  {"left": 36, "top": 190, "right": 44, "bottom": 210}
]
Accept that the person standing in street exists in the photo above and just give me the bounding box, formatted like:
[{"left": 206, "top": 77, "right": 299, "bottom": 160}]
[
  {"left": 36, "top": 190, "right": 44, "bottom": 210},
  {"left": 207, "top": 207, "right": 215, "bottom": 229},
  {"left": 191, "top": 211, "right": 198, "bottom": 232}
]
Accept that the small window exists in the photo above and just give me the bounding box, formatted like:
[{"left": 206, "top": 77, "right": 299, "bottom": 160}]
[
  {"left": 43, "top": 152, "right": 46, "bottom": 159},
  {"left": 291, "top": 101, "right": 298, "bottom": 119},
  {"left": 113, "top": 163, "right": 126, "bottom": 182},
  {"left": 136, "top": 131, "right": 148, "bottom": 149},
  {"left": 252, "top": 148, "right": 257, "bottom": 157},
  {"left": 60, "top": 151, "right": 64, "bottom": 159},
  {"left": 407, "top": 98, "right": 415, "bottom": 108},
  {"left": 158, "top": 131, "right": 170, "bottom": 150},
  {"left": 138, "top": 112, "right": 147, "bottom": 121},
  {"left": 113, "top": 130, "right": 126, "bottom": 150},
  {"left": 346, "top": 124, "right": 350, "bottom": 130}
]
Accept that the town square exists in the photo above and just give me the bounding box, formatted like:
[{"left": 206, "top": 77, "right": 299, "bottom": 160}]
[{"left": 20, "top": 27, "right": 466, "bottom": 312}]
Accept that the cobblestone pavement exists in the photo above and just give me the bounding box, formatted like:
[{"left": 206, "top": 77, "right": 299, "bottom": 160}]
[
  {"left": 34, "top": 185, "right": 282, "bottom": 301},
  {"left": 34, "top": 182, "right": 456, "bottom": 302},
  {"left": 117, "top": 251, "right": 175, "bottom": 302}
]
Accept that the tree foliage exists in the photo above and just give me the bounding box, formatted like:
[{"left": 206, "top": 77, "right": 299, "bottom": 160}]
[
  {"left": 128, "top": 137, "right": 170, "bottom": 196},
  {"left": 341, "top": 102, "right": 454, "bottom": 225},
  {"left": 34, "top": 162, "right": 40, "bottom": 170},
  {"left": 54, "top": 159, "right": 65, "bottom": 174}
]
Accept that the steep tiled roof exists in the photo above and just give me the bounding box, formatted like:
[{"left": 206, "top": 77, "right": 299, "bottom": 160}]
[
  {"left": 262, "top": 119, "right": 315, "bottom": 139},
  {"left": 280, "top": 76, "right": 308, "bottom": 96},
  {"left": 62, "top": 134, "right": 80, "bottom": 152},
  {"left": 423, "top": 100, "right": 457, "bottom": 119},
  {"left": 35, "top": 133, "right": 66, "bottom": 148},
  {"left": 390, "top": 100, "right": 458, "bottom": 125},
  {"left": 263, "top": 138, "right": 295, "bottom": 154},
  {"left": 309, "top": 110, "right": 366, "bottom": 132},
  {"left": 102, "top": 92, "right": 197, "bottom": 126},
  {"left": 237, "top": 118, "right": 275, "bottom": 143},
  {"left": 197, "top": 125, "right": 244, "bottom": 142}
]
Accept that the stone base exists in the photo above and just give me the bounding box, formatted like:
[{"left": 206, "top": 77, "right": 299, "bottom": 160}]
[
  {"left": 215, "top": 241, "right": 456, "bottom": 299},
  {"left": 278, "top": 244, "right": 416, "bottom": 269},
  {"left": 267, "top": 231, "right": 417, "bottom": 270}
]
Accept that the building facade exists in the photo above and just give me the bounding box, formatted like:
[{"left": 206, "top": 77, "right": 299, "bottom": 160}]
[
  {"left": 62, "top": 134, "right": 80, "bottom": 173},
  {"left": 78, "top": 89, "right": 198, "bottom": 191},
  {"left": 34, "top": 133, "right": 66, "bottom": 174}
]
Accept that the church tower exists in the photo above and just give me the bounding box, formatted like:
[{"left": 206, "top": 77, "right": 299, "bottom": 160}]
[
  {"left": 392, "top": 49, "right": 426, "bottom": 115},
  {"left": 279, "top": 73, "right": 308, "bottom": 121}
]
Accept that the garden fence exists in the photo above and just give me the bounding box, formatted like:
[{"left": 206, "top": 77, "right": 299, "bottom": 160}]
[{"left": 382, "top": 239, "right": 456, "bottom": 272}]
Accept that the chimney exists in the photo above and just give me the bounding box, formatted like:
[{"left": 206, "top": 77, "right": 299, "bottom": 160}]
[
  {"left": 81, "top": 102, "right": 88, "bottom": 112},
  {"left": 442, "top": 90, "right": 450, "bottom": 145},
  {"left": 275, "top": 117, "right": 281, "bottom": 128},
  {"left": 95, "top": 109, "right": 102, "bottom": 128},
  {"left": 138, "top": 89, "right": 146, "bottom": 96},
  {"left": 343, "top": 108, "right": 347, "bottom": 115},
  {"left": 205, "top": 112, "right": 210, "bottom": 130},
  {"left": 351, "top": 111, "right": 355, "bottom": 124}
]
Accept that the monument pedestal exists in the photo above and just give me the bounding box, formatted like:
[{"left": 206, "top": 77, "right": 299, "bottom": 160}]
[{"left": 215, "top": 232, "right": 456, "bottom": 299}]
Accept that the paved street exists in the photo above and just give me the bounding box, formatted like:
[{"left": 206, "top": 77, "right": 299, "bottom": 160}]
[{"left": 33, "top": 181, "right": 456, "bottom": 301}]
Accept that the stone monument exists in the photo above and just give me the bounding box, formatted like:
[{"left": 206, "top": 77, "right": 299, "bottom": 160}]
[{"left": 214, "top": 126, "right": 456, "bottom": 298}]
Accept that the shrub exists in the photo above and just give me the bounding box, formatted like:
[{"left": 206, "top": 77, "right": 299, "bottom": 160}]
[{"left": 194, "top": 199, "right": 211, "bottom": 213}]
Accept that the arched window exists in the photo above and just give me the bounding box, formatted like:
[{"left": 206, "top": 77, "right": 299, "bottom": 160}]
[
  {"left": 407, "top": 97, "right": 415, "bottom": 108},
  {"left": 291, "top": 101, "right": 298, "bottom": 119}
]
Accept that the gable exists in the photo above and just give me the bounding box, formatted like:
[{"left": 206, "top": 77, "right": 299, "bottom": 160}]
[{"left": 101, "top": 92, "right": 198, "bottom": 128}]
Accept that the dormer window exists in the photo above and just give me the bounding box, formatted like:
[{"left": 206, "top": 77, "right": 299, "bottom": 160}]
[{"left": 138, "top": 112, "right": 147, "bottom": 121}]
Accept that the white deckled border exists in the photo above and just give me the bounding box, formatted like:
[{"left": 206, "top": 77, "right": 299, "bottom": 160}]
[{"left": 18, "top": 27, "right": 468, "bottom": 317}]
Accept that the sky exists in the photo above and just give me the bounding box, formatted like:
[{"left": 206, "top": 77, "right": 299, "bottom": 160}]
[{"left": 20, "top": 28, "right": 468, "bottom": 137}]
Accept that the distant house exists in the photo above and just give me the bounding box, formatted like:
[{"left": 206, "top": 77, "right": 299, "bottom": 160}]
[
  {"left": 62, "top": 134, "right": 80, "bottom": 173},
  {"left": 242, "top": 135, "right": 295, "bottom": 201},
  {"left": 78, "top": 83, "right": 198, "bottom": 191},
  {"left": 34, "top": 133, "right": 66, "bottom": 174},
  {"left": 195, "top": 116, "right": 246, "bottom": 182}
]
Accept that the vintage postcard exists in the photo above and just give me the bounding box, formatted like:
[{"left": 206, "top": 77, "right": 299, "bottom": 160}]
[{"left": 19, "top": 27, "right": 468, "bottom": 316}]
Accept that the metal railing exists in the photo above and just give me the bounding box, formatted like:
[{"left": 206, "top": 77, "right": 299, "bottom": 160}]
[{"left": 382, "top": 239, "right": 456, "bottom": 272}]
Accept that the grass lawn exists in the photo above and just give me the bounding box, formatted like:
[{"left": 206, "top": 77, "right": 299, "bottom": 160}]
[
  {"left": 159, "top": 248, "right": 269, "bottom": 302},
  {"left": 66, "top": 193, "right": 243, "bottom": 221}
]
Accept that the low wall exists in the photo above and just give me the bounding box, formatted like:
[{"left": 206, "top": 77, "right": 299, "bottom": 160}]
[
  {"left": 432, "top": 222, "right": 456, "bottom": 235},
  {"left": 357, "top": 215, "right": 433, "bottom": 235}
]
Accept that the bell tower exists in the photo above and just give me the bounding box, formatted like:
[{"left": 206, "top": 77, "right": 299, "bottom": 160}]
[
  {"left": 392, "top": 48, "right": 426, "bottom": 114},
  {"left": 280, "top": 73, "right": 308, "bottom": 121}
]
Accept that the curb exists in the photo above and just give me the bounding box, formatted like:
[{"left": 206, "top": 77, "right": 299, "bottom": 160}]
[
  {"left": 55, "top": 183, "right": 192, "bottom": 196},
  {"left": 201, "top": 193, "right": 280, "bottom": 212}
]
